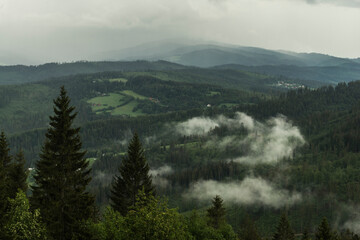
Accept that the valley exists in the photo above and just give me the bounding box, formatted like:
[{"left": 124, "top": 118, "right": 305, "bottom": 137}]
[{"left": 2, "top": 57, "right": 360, "bottom": 237}]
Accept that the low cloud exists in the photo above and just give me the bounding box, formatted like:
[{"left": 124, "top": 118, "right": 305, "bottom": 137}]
[
  {"left": 176, "top": 112, "right": 305, "bottom": 165},
  {"left": 341, "top": 204, "right": 360, "bottom": 234},
  {"left": 117, "top": 129, "right": 133, "bottom": 146},
  {"left": 233, "top": 115, "right": 305, "bottom": 165},
  {"left": 175, "top": 112, "right": 255, "bottom": 136},
  {"left": 92, "top": 170, "right": 113, "bottom": 187},
  {"left": 149, "top": 165, "right": 173, "bottom": 176},
  {"left": 184, "top": 177, "right": 301, "bottom": 208},
  {"left": 150, "top": 165, "right": 173, "bottom": 188},
  {"left": 176, "top": 117, "right": 219, "bottom": 136}
]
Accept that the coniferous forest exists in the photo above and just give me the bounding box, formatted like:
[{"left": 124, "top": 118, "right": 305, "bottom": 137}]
[
  {"left": 3, "top": 0, "right": 360, "bottom": 238},
  {"left": 2, "top": 62, "right": 360, "bottom": 239}
]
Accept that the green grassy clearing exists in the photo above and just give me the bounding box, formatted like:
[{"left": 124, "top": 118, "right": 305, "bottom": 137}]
[
  {"left": 206, "top": 91, "right": 221, "bottom": 96},
  {"left": 110, "top": 100, "right": 145, "bottom": 116},
  {"left": 87, "top": 93, "right": 126, "bottom": 112},
  {"left": 121, "top": 90, "right": 148, "bottom": 100},
  {"left": 87, "top": 91, "right": 147, "bottom": 116},
  {"left": 86, "top": 157, "right": 98, "bottom": 167},
  {"left": 108, "top": 78, "right": 128, "bottom": 83}
]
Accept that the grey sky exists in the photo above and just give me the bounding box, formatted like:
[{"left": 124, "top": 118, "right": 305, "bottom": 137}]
[{"left": 0, "top": 0, "right": 359, "bottom": 64}]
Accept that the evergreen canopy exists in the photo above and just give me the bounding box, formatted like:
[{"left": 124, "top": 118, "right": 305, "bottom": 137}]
[
  {"left": 272, "top": 213, "right": 295, "bottom": 240},
  {"left": 31, "top": 86, "right": 94, "bottom": 240},
  {"left": 110, "top": 132, "right": 155, "bottom": 216}
]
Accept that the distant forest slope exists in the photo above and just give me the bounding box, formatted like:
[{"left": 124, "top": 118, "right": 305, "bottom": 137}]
[
  {"left": 214, "top": 63, "right": 360, "bottom": 84},
  {"left": 0, "top": 60, "right": 186, "bottom": 85}
]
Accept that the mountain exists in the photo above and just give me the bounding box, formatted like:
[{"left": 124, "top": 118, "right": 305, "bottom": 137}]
[
  {"left": 95, "top": 41, "right": 358, "bottom": 68},
  {"left": 164, "top": 45, "right": 356, "bottom": 68},
  {"left": 90, "top": 41, "right": 360, "bottom": 84},
  {"left": 2, "top": 41, "right": 359, "bottom": 85}
]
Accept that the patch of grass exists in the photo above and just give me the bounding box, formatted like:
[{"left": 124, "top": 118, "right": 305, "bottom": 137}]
[
  {"left": 206, "top": 91, "right": 221, "bottom": 96},
  {"left": 87, "top": 93, "right": 126, "bottom": 111},
  {"left": 108, "top": 78, "right": 128, "bottom": 83},
  {"left": 87, "top": 92, "right": 148, "bottom": 116},
  {"left": 86, "top": 157, "right": 97, "bottom": 167},
  {"left": 111, "top": 100, "right": 145, "bottom": 116},
  {"left": 121, "top": 90, "right": 147, "bottom": 100}
]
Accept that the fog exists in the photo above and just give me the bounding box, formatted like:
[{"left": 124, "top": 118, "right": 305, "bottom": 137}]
[
  {"left": 176, "top": 112, "right": 305, "bottom": 165},
  {"left": 184, "top": 177, "right": 301, "bottom": 208}
]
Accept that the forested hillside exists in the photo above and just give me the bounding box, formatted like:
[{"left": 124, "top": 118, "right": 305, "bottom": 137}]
[{"left": 2, "top": 65, "right": 360, "bottom": 239}]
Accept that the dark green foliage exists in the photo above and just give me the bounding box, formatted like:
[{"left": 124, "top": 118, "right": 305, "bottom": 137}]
[
  {"left": 239, "top": 215, "right": 261, "bottom": 240},
  {"left": 4, "top": 190, "right": 48, "bottom": 240},
  {"left": 8, "top": 149, "right": 28, "bottom": 197},
  {"left": 187, "top": 211, "right": 225, "bottom": 240},
  {"left": 0, "top": 131, "right": 12, "bottom": 230},
  {"left": 110, "top": 132, "right": 155, "bottom": 215},
  {"left": 31, "top": 86, "right": 95, "bottom": 240},
  {"left": 316, "top": 218, "right": 333, "bottom": 240},
  {"left": 187, "top": 209, "right": 237, "bottom": 240},
  {"left": 207, "top": 195, "right": 226, "bottom": 229},
  {"left": 272, "top": 213, "right": 295, "bottom": 240},
  {"left": 123, "top": 190, "right": 191, "bottom": 240},
  {"left": 302, "top": 229, "right": 311, "bottom": 240}
]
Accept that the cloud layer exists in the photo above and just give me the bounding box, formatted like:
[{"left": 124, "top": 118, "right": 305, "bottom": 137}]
[
  {"left": 0, "top": 0, "right": 360, "bottom": 64},
  {"left": 149, "top": 165, "right": 173, "bottom": 188},
  {"left": 176, "top": 112, "right": 305, "bottom": 165},
  {"left": 184, "top": 177, "right": 301, "bottom": 208}
]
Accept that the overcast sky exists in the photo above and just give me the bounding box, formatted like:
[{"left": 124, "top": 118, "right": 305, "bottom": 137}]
[{"left": 0, "top": 0, "right": 359, "bottom": 64}]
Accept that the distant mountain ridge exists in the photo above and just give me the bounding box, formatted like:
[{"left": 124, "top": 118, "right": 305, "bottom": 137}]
[
  {"left": 93, "top": 41, "right": 359, "bottom": 68},
  {"left": 91, "top": 41, "right": 360, "bottom": 84},
  {"left": 213, "top": 63, "right": 360, "bottom": 84},
  {"left": 1, "top": 41, "right": 360, "bottom": 85}
]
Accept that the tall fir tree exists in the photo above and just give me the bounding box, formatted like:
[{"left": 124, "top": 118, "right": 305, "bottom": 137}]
[
  {"left": 8, "top": 149, "right": 28, "bottom": 198},
  {"left": 272, "top": 213, "right": 295, "bottom": 240},
  {"left": 110, "top": 132, "right": 155, "bottom": 216},
  {"left": 302, "top": 228, "right": 311, "bottom": 240},
  {"left": 316, "top": 218, "right": 333, "bottom": 240},
  {"left": 206, "top": 195, "right": 226, "bottom": 229},
  {"left": 240, "top": 215, "right": 261, "bottom": 240},
  {"left": 31, "top": 86, "right": 95, "bottom": 240},
  {"left": 0, "top": 131, "right": 12, "bottom": 236}
]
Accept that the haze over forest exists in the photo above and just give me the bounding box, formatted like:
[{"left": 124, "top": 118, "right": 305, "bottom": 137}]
[{"left": 2, "top": 0, "right": 360, "bottom": 240}]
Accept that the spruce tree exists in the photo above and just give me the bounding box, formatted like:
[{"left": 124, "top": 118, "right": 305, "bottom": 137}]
[
  {"left": 240, "top": 215, "right": 261, "bottom": 240},
  {"left": 0, "top": 131, "right": 12, "bottom": 234},
  {"left": 272, "top": 213, "right": 295, "bottom": 240},
  {"left": 8, "top": 149, "right": 28, "bottom": 198},
  {"left": 31, "top": 86, "right": 94, "bottom": 240},
  {"left": 207, "top": 195, "right": 226, "bottom": 229},
  {"left": 302, "top": 228, "right": 310, "bottom": 240},
  {"left": 110, "top": 132, "right": 155, "bottom": 216},
  {"left": 316, "top": 218, "right": 333, "bottom": 240}
]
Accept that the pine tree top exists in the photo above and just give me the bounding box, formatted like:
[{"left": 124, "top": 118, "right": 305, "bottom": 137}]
[
  {"left": 316, "top": 217, "right": 333, "bottom": 240},
  {"left": 207, "top": 195, "right": 226, "bottom": 229},
  {"left": 0, "top": 131, "right": 12, "bottom": 167},
  {"left": 31, "top": 86, "right": 94, "bottom": 240},
  {"left": 110, "top": 132, "right": 155, "bottom": 216},
  {"left": 272, "top": 213, "right": 295, "bottom": 240}
]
